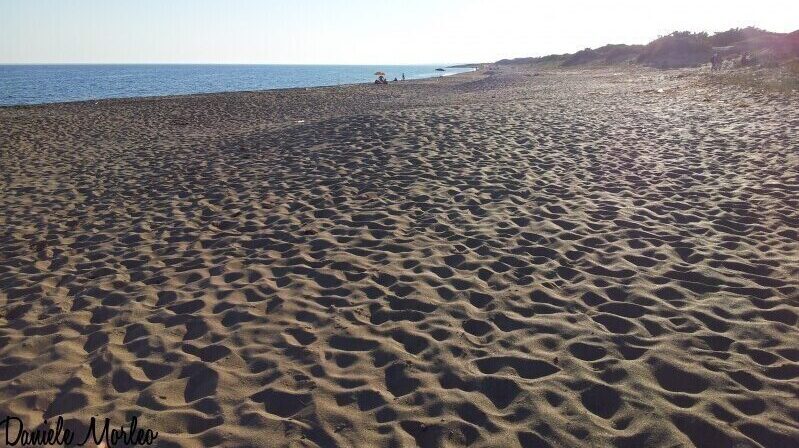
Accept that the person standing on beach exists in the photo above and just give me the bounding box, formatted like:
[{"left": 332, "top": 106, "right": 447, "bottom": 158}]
[{"left": 402, "top": 73, "right": 405, "bottom": 81}]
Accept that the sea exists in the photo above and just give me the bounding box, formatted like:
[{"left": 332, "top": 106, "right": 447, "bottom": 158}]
[{"left": 0, "top": 64, "right": 475, "bottom": 106}]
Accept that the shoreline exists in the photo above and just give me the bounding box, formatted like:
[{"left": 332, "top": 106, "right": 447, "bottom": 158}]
[{"left": 0, "top": 66, "right": 479, "bottom": 109}]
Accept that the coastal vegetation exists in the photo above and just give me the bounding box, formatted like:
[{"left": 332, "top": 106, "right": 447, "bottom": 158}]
[{"left": 497, "top": 27, "right": 799, "bottom": 69}]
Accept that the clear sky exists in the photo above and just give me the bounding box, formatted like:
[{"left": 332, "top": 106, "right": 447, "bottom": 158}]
[{"left": 1, "top": 0, "right": 796, "bottom": 64}]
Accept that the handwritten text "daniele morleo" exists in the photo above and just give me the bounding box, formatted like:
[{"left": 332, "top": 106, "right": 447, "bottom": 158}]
[{"left": 1, "top": 415, "right": 158, "bottom": 447}]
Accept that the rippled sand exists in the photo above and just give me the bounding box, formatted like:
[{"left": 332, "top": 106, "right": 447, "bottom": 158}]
[{"left": 1, "top": 67, "right": 798, "bottom": 447}]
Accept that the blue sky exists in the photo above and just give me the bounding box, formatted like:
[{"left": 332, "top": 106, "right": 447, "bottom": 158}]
[{"left": 1, "top": 0, "right": 797, "bottom": 64}]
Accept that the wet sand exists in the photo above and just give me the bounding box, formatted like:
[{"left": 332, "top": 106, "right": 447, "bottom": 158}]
[{"left": 1, "top": 66, "right": 798, "bottom": 447}]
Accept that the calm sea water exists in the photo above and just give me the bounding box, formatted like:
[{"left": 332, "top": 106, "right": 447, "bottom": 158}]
[{"left": 0, "top": 64, "right": 474, "bottom": 106}]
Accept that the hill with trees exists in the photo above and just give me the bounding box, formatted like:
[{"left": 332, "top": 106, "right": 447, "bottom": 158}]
[{"left": 497, "top": 27, "right": 799, "bottom": 69}]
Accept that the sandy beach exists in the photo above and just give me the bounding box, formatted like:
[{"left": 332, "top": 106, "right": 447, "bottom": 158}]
[{"left": 1, "top": 66, "right": 798, "bottom": 447}]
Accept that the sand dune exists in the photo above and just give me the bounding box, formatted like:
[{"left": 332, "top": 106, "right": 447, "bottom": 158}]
[{"left": 1, "top": 67, "right": 798, "bottom": 447}]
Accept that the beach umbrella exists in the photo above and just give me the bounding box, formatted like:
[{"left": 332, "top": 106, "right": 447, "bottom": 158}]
[{"left": 374, "top": 71, "right": 386, "bottom": 76}]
